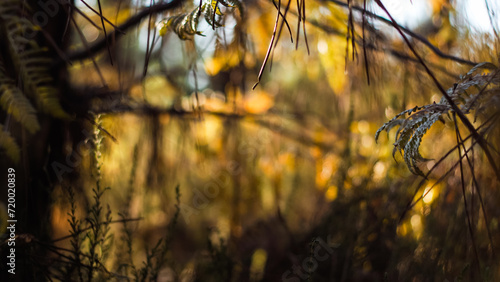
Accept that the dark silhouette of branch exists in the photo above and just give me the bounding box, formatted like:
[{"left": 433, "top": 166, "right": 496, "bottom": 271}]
[
  {"left": 400, "top": 113, "right": 498, "bottom": 223},
  {"left": 66, "top": 0, "right": 184, "bottom": 62},
  {"left": 50, "top": 217, "right": 143, "bottom": 243},
  {"left": 305, "top": 17, "right": 460, "bottom": 79},
  {"left": 324, "top": 0, "right": 477, "bottom": 66},
  {"left": 91, "top": 103, "right": 339, "bottom": 151},
  {"left": 374, "top": 0, "right": 500, "bottom": 181}
]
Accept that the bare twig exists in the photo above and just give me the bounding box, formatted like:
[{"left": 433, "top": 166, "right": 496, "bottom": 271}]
[
  {"left": 374, "top": 0, "right": 500, "bottom": 181},
  {"left": 326, "top": 0, "right": 477, "bottom": 66},
  {"left": 65, "top": 0, "right": 184, "bottom": 63},
  {"left": 453, "top": 112, "right": 481, "bottom": 274}
]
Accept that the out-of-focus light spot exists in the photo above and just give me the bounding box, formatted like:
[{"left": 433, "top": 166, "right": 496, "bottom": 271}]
[
  {"left": 144, "top": 75, "right": 176, "bottom": 107},
  {"left": 369, "top": 0, "right": 431, "bottom": 30},
  {"left": 249, "top": 249, "right": 268, "bottom": 281},
  {"left": 357, "top": 120, "right": 370, "bottom": 134},
  {"left": 244, "top": 90, "right": 274, "bottom": 114},
  {"left": 203, "top": 116, "right": 221, "bottom": 143},
  {"left": 385, "top": 107, "right": 395, "bottom": 119},
  {"left": 423, "top": 187, "right": 434, "bottom": 204},
  {"left": 397, "top": 224, "right": 408, "bottom": 237},
  {"left": 325, "top": 185, "right": 338, "bottom": 201},
  {"left": 321, "top": 166, "right": 332, "bottom": 180},
  {"left": 262, "top": 184, "right": 274, "bottom": 211},
  {"left": 82, "top": 25, "right": 99, "bottom": 42},
  {"left": 431, "top": 94, "right": 440, "bottom": 103},
  {"left": 462, "top": 0, "right": 500, "bottom": 34},
  {"left": 319, "top": 6, "right": 331, "bottom": 16},
  {"left": 361, "top": 135, "right": 373, "bottom": 148},
  {"left": 373, "top": 162, "right": 386, "bottom": 181},
  {"left": 182, "top": 97, "right": 191, "bottom": 111},
  {"left": 317, "top": 40, "right": 328, "bottom": 54},
  {"left": 218, "top": 219, "right": 231, "bottom": 239},
  {"left": 203, "top": 90, "right": 227, "bottom": 112},
  {"left": 317, "top": 154, "right": 337, "bottom": 188},
  {"left": 310, "top": 146, "right": 322, "bottom": 159},
  {"left": 411, "top": 214, "right": 422, "bottom": 237},
  {"left": 76, "top": 0, "right": 97, "bottom": 9}
]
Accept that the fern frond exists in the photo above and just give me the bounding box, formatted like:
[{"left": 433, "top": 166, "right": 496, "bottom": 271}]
[
  {"left": 1, "top": 8, "right": 70, "bottom": 119},
  {"left": 376, "top": 62, "right": 500, "bottom": 176},
  {"left": 0, "top": 124, "right": 20, "bottom": 164},
  {"left": 157, "top": 0, "right": 241, "bottom": 39},
  {"left": 0, "top": 62, "right": 40, "bottom": 133},
  {"left": 158, "top": 7, "right": 204, "bottom": 39}
]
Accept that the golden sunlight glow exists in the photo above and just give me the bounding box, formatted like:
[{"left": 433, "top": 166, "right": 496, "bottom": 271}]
[
  {"left": 317, "top": 39, "right": 328, "bottom": 54},
  {"left": 397, "top": 224, "right": 408, "bottom": 237},
  {"left": 373, "top": 162, "right": 387, "bottom": 182},
  {"left": 202, "top": 115, "right": 222, "bottom": 144},
  {"left": 423, "top": 186, "right": 435, "bottom": 204},
  {"left": 325, "top": 185, "right": 338, "bottom": 201},
  {"left": 318, "top": 37, "right": 348, "bottom": 94},
  {"left": 361, "top": 135, "right": 374, "bottom": 149},
  {"left": 203, "top": 90, "right": 227, "bottom": 112},
  {"left": 250, "top": 249, "right": 268, "bottom": 281},
  {"left": 244, "top": 90, "right": 274, "bottom": 114},
  {"left": 357, "top": 120, "right": 370, "bottom": 134},
  {"left": 143, "top": 75, "right": 176, "bottom": 107},
  {"left": 204, "top": 52, "right": 241, "bottom": 76},
  {"left": 411, "top": 214, "right": 422, "bottom": 238},
  {"left": 82, "top": 25, "right": 99, "bottom": 42}
]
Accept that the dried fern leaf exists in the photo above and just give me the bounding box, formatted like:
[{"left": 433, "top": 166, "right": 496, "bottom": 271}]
[
  {"left": 376, "top": 62, "right": 500, "bottom": 176},
  {"left": 157, "top": 0, "right": 241, "bottom": 39},
  {"left": 158, "top": 6, "right": 204, "bottom": 39}
]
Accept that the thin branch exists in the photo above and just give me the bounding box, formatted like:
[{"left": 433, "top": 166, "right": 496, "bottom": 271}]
[
  {"left": 453, "top": 112, "right": 481, "bottom": 274},
  {"left": 79, "top": 0, "right": 124, "bottom": 33},
  {"left": 374, "top": 0, "right": 500, "bottom": 181},
  {"left": 305, "top": 17, "right": 460, "bottom": 79},
  {"left": 400, "top": 113, "right": 498, "bottom": 222},
  {"left": 51, "top": 218, "right": 143, "bottom": 243},
  {"left": 456, "top": 116, "right": 496, "bottom": 259},
  {"left": 64, "top": 0, "right": 184, "bottom": 63},
  {"left": 95, "top": 0, "right": 114, "bottom": 65},
  {"left": 326, "top": 0, "right": 477, "bottom": 66},
  {"left": 361, "top": 0, "right": 370, "bottom": 84},
  {"left": 253, "top": 0, "right": 283, "bottom": 89}
]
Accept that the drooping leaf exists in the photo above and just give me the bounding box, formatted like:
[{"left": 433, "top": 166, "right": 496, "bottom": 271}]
[{"left": 376, "top": 63, "right": 500, "bottom": 176}]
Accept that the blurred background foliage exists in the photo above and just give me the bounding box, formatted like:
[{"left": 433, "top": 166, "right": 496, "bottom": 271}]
[{"left": 1, "top": 0, "right": 500, "bottom": 281}]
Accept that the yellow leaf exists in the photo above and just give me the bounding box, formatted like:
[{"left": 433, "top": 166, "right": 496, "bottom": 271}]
[{"left": 211, "top": 0, "right": 223, "bottom": 16}]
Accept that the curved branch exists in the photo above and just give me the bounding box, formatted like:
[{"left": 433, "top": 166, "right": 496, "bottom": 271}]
[
  {"left": 65, "top": 0, "right": 184, "bottom": 62},
  {"left": 374, "top": 0, "right": 500, "bottom": 180},
  {"left": 306, "top": 17, "right": 460, "bottom": 79},
  {"left": 325, "top": 0, "right": 477, "bottom": 66}
]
